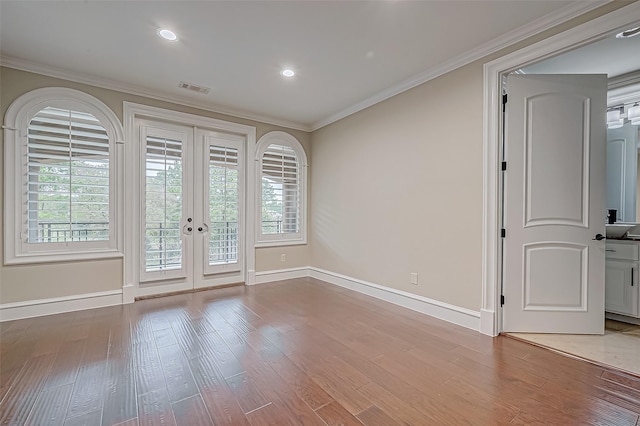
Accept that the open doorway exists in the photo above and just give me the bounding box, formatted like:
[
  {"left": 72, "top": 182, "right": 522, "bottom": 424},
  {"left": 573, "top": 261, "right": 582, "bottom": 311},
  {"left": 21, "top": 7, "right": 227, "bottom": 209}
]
[
  {"left": 501, "top": 19, "right": 640, "bottom": 375},
  {"left": 481, "top": 3, "right": 640, "bottom": 376},
  {"left": 506, "top": 20, "right": 640, "bottom": 377}
]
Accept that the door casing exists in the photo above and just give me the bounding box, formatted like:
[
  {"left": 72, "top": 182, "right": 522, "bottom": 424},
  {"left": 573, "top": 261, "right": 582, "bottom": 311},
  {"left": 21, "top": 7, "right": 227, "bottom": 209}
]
[{"left": 481, "top": 2, "right": 640, "bottom": 336}]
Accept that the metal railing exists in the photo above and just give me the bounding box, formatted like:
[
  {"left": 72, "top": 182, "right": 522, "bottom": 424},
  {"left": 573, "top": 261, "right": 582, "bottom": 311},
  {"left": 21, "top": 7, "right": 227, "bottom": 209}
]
[
  {"left": 35, "top": 219, "right": 288, "bottom": 265},
  {"left": 209, "top": 221, "right": 238, "bottom": 264},
  {"left": 34, "top": 221, "right": 109, "bottom": 242},
  {"left": 145, "top": 220, "right": 243, "bottom": 270},
  {"left": 262, "top": 220, "right": 283, "bottom": 234}
]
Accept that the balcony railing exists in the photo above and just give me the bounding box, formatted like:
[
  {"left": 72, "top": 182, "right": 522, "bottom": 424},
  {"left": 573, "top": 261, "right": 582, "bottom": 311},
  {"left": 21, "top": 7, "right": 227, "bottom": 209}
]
[
  {"left": 34, "top": 221, "right": 109, "bottom": 243},
  {"left": 144, "top": 220, "right": 244, "bottom": 271},
  {"left": 209, "top": 221, "right": 239, "bottom": 264},
  {"left": 262, "top": 220, "right": 284, "bottom": 234},
  {"left": 35, "top": 219, "right": 286, "bottom": 265}
]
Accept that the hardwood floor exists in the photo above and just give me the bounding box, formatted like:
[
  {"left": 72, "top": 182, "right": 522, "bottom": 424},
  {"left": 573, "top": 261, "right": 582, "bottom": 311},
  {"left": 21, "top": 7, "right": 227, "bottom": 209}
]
[{"left": 1, "top": 277, "right": 640, "bottom": 425}]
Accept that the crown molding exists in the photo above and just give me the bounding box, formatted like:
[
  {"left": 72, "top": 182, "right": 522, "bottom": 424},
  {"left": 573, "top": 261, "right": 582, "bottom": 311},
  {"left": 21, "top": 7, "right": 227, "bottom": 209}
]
[
  {"left": 608, "top": 70, "right": 640, "bottom": 107},
  {"left": 310, "top": 0, "right": 612, "bottom": 131},
  {"left": 609, "top": 70, "right": 640, "bottom": 90},
  {"left": 0, "top": 55, "right": 311, "bottom": 132}
]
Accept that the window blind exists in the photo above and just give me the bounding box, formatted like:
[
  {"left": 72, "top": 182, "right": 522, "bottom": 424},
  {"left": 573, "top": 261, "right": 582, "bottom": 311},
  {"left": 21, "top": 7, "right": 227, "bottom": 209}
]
[
  {"left": 209, "top": 146, "right": 239, "bottom": 265},
  {"left": 27, "top": 106, "right": 110, "bottom": 243},
  {"left": 261, "top": 144, "right": 299, "bottom": 234},
  {"left": 145, "top": 135, "right": 183, "bottom": 272}
]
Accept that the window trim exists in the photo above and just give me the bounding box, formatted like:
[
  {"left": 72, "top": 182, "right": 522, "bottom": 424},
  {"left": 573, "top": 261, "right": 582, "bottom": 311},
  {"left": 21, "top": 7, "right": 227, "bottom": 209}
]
[
  {"left": 255, "top": 131, "right": 308, "bottom": 247},
  {"left": 4, "top": 87, "right": 124, "bottom": 265}
]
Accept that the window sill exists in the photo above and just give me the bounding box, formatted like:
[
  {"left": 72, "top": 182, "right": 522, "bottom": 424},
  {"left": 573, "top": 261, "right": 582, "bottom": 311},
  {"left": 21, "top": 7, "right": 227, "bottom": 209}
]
[{"left": 4, "top": 249, "right": 124, "bottom": 266}]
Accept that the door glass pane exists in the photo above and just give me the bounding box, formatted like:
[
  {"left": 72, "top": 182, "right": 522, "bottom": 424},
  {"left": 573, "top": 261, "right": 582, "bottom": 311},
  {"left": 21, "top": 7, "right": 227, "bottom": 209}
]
[
  {"left": 145, "top": 136, "right": 183, "bottom": 271},
  {"left": 209, "top": 145, "right": 238, "bottom": 265}
]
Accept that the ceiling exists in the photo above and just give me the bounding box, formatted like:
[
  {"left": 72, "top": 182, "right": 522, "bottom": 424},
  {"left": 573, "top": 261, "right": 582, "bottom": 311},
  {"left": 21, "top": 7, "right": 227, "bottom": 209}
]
[
  {"left": 523, "top": 29, "right": 640, "bottom": 77},
  {"left": 0, "top": 1, "right": 610, "bottom": 131}
]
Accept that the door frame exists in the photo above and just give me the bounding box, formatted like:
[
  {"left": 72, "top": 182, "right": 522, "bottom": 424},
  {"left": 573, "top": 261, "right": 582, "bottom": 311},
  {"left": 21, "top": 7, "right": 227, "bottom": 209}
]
[
  {"left": 123, "top": 102, "right": 257, "bottom": 300},
  {"left": 481, "top": 2, "right": 640, "bottom": 336}
]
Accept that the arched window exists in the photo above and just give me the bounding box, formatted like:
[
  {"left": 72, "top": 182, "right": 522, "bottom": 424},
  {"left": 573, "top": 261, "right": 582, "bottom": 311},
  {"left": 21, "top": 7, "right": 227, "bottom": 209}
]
[
  {"left": 4, "top": 87, "right": 123, "bottom": 263},
  {"left": 256, "top": 131, "right": 307, "bottom": 246}
]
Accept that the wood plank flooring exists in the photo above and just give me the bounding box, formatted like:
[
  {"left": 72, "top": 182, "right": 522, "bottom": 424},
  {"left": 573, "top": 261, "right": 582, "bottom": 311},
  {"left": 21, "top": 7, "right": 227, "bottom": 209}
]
[{"left": 1, "top": 277, "right": 640, "bottom": 425}]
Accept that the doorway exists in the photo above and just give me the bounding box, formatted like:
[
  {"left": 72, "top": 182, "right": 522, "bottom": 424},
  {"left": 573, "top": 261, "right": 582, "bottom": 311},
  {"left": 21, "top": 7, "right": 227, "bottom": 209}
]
[
  {"left": 481, "top": 3, "right": 640, "bottom": 336},
  {"left": 137, "top": 119, "right": 245, "bottom": 292},
  {"left": 481, "top": 2, "right": 640, "bottom": 375},
  {"left": 123, "top": 103, "right": 257, "bottom": 299}
]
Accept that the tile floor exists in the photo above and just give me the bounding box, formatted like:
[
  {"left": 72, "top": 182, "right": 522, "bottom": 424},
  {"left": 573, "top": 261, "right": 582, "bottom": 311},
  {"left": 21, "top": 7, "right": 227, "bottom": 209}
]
[{"left": 509, "top": 320, "right": 640, "bottom": 376}]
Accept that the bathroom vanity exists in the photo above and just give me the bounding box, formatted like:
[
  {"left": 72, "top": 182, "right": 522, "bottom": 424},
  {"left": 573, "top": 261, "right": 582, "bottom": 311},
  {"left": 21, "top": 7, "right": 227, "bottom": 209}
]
[{"left": 605, "top": 239, "right": 640, "bottom": 322}]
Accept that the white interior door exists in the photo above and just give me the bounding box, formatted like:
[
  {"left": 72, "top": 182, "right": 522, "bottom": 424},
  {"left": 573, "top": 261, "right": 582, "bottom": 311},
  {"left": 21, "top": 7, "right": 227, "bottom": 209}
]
[
  {"left": 503, "top": 74, "right": 607, "bottom": 334},
  {"left": 137, "top": 119, "right": 245, "bottom": 296}
]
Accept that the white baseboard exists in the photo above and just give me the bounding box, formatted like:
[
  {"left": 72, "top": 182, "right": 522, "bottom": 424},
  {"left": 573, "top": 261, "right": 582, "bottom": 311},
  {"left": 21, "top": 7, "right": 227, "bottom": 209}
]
[
  {"left": 480, "top": 309, "right": 498, "bottom": 336},
  {"left": 0, "top": 289, "right": 124, "bottom": 322},
  {"left": 122, "top": 284, "right": 135, "bottom": 304},
  {"left": 1, "top": 266, "right": 481, "bottom": 333},
  {"left": 606, "top": 312, "right": 640, "bottom": 325},
  {"left": 247, "top": 269, "right": 256, "bottom": 285},
  {"left": 308, "top": 267, "right": 480, "bottom": 332},
  {"left": 253, "top": 267, "right": 310, "bottom": 284}
]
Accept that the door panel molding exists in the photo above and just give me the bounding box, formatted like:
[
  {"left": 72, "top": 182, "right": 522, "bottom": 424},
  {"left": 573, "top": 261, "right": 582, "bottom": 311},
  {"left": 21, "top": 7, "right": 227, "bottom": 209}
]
[
  {"left": 524, "top": 94, "right": 590, "bottom": 228},
  {"left": 522, "top": 242, "right": 587, "bottom": 311}
]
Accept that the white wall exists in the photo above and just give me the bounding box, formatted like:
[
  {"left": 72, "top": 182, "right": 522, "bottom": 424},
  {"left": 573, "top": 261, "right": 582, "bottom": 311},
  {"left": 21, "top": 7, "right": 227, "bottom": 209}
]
[{"left": 310, "top": 63, "right": 483, "bottom": 311}]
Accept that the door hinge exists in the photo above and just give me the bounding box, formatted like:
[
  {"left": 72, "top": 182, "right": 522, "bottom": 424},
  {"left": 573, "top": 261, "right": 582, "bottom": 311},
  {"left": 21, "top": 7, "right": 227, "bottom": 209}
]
[
  {"left": 502, "top": 93, "right": 508, "bottom": 112},
  {"left": 501, "top": 161, "right": 507, "bottom": 171},
  {"left": 501, "top": 228, "right": 506, "bottom": 238},
  {"left": 500, "top": 295, "right": 505, "bottom": 306}
]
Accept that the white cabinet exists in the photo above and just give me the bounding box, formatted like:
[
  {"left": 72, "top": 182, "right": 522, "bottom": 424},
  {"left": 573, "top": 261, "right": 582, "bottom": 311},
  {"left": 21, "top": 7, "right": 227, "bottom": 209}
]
[{"left": 605, "top": 242, "right": 639, "bottom": 317}]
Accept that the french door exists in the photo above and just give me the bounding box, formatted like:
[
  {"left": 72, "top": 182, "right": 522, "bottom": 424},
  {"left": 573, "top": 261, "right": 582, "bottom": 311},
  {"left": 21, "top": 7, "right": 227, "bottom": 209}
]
[{"left": 137, "top": 119, "right": 245, "bottom": 295}]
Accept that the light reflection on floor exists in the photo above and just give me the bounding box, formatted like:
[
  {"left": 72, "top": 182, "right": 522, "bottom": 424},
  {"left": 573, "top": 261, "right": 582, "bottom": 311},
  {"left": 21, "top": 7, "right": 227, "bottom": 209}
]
[{"left": 508, "top": 320, "right": 640, "bottom": 376}]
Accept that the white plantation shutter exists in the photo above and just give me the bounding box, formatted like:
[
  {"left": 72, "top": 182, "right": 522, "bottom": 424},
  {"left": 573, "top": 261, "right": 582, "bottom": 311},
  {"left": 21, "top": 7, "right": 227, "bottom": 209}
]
[
  {"left": 27, "top": 106, "right": 110, "bottom": 243},
  {"left": 209, "top": 145, "right": 239, "bottom": 265},
  {"left": 5, "top": 88, "right": 122, "bottom": 264},
  {"left": 256, "top": 131, "right": 307, "bottom": 246},
  {"left": 261, "top": 144, "right": 300, "bottom": 234},
  {"left": 144, "top": 135, "right": 183, "bottom": 272}
]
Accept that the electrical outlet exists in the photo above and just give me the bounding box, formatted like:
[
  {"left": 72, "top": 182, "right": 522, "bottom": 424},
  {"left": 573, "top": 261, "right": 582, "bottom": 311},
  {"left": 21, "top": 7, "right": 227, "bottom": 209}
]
[
  {"left": 410, "top": 272, "right": 418, "bottom": 285},
  {"left": 281, "top": 254, "right": 286, "bottom": 262}
]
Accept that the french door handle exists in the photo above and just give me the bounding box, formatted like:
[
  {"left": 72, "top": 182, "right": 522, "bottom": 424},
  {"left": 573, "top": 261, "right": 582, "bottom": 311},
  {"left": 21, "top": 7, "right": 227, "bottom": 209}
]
[
  {"left": 182, "top": 223, "right": 193, "bottom": 235},
  {"left": 198, "top": 223, "right": 209, "bottom": 233}
]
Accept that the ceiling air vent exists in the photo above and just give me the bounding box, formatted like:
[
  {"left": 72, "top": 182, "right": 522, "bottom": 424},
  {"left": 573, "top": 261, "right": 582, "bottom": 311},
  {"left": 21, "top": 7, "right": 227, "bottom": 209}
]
[{"left": 178, "top": 81, "right": 211, "bottom": 95}]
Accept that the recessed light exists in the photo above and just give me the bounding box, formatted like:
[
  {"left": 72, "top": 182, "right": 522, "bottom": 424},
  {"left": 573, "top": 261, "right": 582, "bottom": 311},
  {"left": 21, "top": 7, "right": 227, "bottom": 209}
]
[
  {"left": 616, "top": 26, "right": 640, "bottom": 39},
  {"left": 281, "top": 69, "right": 295, "bottom": 78},
  {"left": 157, "top": 28, "right": 178, "bottom": 41}
]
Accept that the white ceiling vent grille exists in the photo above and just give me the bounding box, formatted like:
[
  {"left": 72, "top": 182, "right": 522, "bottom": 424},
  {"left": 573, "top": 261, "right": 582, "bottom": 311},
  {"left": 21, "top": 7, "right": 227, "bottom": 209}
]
[{"left": 178, "top": 81, "right": 211, "bottom": 95}]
